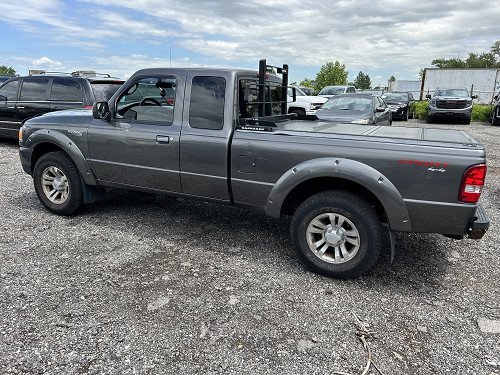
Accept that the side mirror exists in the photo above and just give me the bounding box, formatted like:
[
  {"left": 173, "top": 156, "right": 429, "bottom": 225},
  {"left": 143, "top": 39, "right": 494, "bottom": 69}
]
[
  {"left": 375, "top": 106, "right": 386, "bottom": 112},
  {"left": 92, "top": 101, "right": 111, "bottom": 121},
  {"left": 425, "top": 94, "right": 431, "bottom": 99},
  {"left": 290, "top": 86, "right": 296, "bottom": 102},
  {"left": 471, "top": 95, "right": 478, "bottom": 99}
]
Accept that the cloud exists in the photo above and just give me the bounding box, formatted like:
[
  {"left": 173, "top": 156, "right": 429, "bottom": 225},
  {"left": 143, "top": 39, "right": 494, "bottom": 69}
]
[
  {"left": 1, "top": 0, "right": 499, "bottom": 81},
  {"left": 30, "top": 56, "right": 65, "bottom": 70}
]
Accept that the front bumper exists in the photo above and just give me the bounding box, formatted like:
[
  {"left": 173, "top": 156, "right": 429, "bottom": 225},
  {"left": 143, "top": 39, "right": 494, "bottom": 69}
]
[
  {"left": 19, "top": 147, "right": 33, "bottom": 175},
  {"left": 388, "top": 105, "right": 408, "bottom": 119},
  {"left": 428, "top": 105, "right": 472, "bottom": 118},
  {"left": 468, "top": 203, "right": 490, "bottom": 239}
]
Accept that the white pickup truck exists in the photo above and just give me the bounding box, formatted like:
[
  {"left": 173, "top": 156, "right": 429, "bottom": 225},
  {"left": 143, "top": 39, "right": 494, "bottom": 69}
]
[{"left": 287, "top": 86, "right": 328, "bottom": 115}]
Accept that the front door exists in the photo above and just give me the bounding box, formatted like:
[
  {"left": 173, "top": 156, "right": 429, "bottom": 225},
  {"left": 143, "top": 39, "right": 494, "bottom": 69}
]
[{"left": 88, "top": 74, "right": 183, "bottom": 193}]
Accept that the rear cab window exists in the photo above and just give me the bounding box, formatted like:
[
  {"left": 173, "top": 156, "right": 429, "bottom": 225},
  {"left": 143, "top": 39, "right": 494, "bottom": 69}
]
[
  {"left": 189, "top": 76, "right": 225, "bottom": 130},
  {"left": 50, "top": 78, "right": 83, "bottom": 102}
]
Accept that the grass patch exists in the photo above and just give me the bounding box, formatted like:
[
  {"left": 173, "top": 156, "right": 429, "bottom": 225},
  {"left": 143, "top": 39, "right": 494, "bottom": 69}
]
[
  {"left": 472, "top": 104, "right": 493, "bottom": 122},
  {"left": 410, "top": 101, "right": 493, "bottom": 122}
]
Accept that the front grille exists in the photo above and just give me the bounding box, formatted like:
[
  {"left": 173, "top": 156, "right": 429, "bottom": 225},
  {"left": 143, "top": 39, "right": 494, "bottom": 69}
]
[{"left": 436, "top": 100, "right": 467, "bottom": 109}]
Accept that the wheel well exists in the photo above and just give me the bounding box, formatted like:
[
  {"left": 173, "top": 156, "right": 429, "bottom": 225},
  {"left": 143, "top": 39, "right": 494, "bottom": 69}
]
[
  {"left": 281, "top": 177, "right": 388, "bottom": 223},
  {"left": 30, "top": 143, "right": 65, "bottom": 173},
  {"left": 288, "top": 107, "right": 306, "bottom": 114}
]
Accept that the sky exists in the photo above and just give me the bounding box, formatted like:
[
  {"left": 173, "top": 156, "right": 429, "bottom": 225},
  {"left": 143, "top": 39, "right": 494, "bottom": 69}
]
[{"left": 0, "top": 0, "right": 499, "bottom": 87}]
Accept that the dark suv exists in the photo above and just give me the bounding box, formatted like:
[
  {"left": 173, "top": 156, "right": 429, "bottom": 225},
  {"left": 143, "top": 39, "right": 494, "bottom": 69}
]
[{"left": 0, "top": 71, "right": 124, "bottom": 139}]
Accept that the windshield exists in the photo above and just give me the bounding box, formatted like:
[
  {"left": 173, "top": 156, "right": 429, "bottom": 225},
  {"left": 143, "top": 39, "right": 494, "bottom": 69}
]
[
  {"left": 434, "top": 89, "right": 469, "bottom": 98},
  {"left": 319, "top": 87, "right": 345, "bottom": 95},
  {"left": 287, "top": 87, "right": 306, "bottom": 97},
  {"left": 322, "top": 96, "right": 373, "bottom": 111},
  {"left": 382, "top": 93, "right": 407, "bottom": 101},
  {"left": 91, "top": 81, "right": 124, "bottom": 101}
]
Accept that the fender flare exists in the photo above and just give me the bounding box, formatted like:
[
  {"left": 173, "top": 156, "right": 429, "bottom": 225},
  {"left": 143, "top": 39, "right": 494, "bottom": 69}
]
[
  {"left": 25, "top": 129, "right": 98, "bottom": 186},
  {"left": 264, "top": 157, "right": 412, "bottom": 232}
]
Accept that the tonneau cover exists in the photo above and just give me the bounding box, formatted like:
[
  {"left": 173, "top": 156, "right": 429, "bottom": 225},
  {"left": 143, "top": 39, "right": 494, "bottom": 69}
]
[{"left": 275, "top": 120, "right": 479, "bottom": 145}]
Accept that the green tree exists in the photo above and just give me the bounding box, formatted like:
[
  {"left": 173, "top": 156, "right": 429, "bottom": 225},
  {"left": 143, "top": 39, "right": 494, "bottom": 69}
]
[
  {"left": 0, "top": 66, "right": 16, "bottom": 75},
  {"left": 299, "top": 78, "right": 315, "bottom": 88},
  {"left": 353, "top": 71, "right": 371, "bottom": 89},
  {"left": 314, "top": 61, "right": 348, "bottom": 92},
  {"left": 431, "top": 41, "right": 500, "bottom": 68}
]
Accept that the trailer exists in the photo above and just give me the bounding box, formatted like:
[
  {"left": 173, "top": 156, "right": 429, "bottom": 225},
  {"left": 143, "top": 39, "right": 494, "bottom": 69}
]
[
  {"left": 387, "top": 80, "right": 421, "bottom": 99},
  {"left": 421, "top": 68, "right": 500, "bottom": 104}
]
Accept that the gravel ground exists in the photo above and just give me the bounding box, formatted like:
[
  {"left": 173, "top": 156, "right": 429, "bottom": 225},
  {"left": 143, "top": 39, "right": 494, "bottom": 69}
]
[{"left": 0, "top": 119, "right": 499, "bottom": 374}]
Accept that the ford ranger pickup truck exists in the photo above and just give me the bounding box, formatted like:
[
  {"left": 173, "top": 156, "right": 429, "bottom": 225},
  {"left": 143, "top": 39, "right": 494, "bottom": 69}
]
[{"left": 18, "top": 60, "right": 490, "bottom": 279}]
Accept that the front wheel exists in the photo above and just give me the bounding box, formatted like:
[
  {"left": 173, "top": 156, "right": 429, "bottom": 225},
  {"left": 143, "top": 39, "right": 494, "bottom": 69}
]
[
  {"left": 290, "top": 191, "right": 384, "bottom": 279},
  {"left": 33, "top": 151, "right": 84, "bottom": 215}
]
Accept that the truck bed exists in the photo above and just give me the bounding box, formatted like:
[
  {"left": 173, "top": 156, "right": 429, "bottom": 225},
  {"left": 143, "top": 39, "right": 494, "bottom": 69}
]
[{"left": 276, "top": 120, "right": 479, "bottom": 146}]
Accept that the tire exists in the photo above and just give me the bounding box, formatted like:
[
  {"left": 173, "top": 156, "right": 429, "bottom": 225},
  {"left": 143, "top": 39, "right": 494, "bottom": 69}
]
[
  {"left": 408, "top": 109, "right": 414, "bottom": 119},
  {"left": 403, "top": 109, "right": 409, "bottom": 121},
  {"left": 493, "top": 116, "right": 500, "bottom": 126},
  {"left": 290, "top": 191, "right": 383, "bottom": 279},
  {"left": 290, "top": 109, "right": 306, "bottom": 116},
  {"left": 426, "top": 115, "right": 433, "bottom": 123},
  {"left": 462, "top": 117, "right": 471, "bottom": 125},
  {"left": 33, "top": 151, "right": 84, "bottom": 215}
]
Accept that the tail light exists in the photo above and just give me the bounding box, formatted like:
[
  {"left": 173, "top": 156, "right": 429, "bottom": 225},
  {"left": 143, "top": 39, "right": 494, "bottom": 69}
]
[
  {"left": 84, "top": 105, "right": 93, "bottom": 109},
  {"left": 459, "top": 164, "right": 486, "bottom": 203}
]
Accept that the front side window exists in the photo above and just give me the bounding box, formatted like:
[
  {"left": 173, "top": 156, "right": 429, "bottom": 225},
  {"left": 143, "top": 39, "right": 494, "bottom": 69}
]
[
  {"left": 116, "top": 76, "right": 176, "bottom": 125},
  {"left": 0, "top": 80, "right": 20, "bottom": 101},
  {"left": 189, "top": 76, "right": 225, "bottom": 130},
  {"left": 20, "top": 78, "right": 50, "bottom": 101},
  {"left": 51, "top": 78, "right": 83, "bottom": 102}
]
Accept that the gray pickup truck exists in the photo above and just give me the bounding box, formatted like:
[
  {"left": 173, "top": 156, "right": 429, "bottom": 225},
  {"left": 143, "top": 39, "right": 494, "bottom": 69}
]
[{"left": 18, "top": 60, "right": 489, "bottom": 279}]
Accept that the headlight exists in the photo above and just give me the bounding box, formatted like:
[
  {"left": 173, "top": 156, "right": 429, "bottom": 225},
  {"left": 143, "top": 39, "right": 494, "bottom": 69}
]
[
  {"left": 430, "top": 99, "right": 437, "bottom": 106},
  {"left": 399, "top": 103, "right": 407, "bottom": 108},
  {"left": 466, "top": 100, "right": 473, "bottom": 106},
  {"left": 351, "top": 119, "right": 370, "bottom": 124}
]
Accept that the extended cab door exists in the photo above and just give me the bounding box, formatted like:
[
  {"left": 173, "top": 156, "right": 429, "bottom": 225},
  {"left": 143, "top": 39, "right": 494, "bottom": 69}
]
[
  {"left": 87, "top": 73, "right": 184, "bottom": 192},
  {"left": 49, "top": 77, "right": 85, "bottom": 111},
  {"left": 179, "top": 73, "right": 232, "bottom": 201}
]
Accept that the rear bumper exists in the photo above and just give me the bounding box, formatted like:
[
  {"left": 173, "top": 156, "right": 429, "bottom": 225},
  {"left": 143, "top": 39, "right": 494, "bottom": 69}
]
[{"left": 468, "top": 203, "right": 490, "bottom": 239}]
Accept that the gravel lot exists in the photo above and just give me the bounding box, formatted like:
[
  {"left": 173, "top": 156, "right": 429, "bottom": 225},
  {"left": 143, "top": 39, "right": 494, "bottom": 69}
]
[{"left": 1, "top": 119, "right": 499, "bottom": 375}]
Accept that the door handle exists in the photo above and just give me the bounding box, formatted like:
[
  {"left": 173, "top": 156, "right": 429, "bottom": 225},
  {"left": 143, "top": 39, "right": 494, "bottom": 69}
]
[{"left": 156, "top": 135, "right": 170, "bottom": 144}]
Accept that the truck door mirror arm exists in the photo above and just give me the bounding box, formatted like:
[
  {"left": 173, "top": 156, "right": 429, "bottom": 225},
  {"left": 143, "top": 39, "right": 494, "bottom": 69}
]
[{"left": 92, "top": 101, "right": 112, "bottom": 122}]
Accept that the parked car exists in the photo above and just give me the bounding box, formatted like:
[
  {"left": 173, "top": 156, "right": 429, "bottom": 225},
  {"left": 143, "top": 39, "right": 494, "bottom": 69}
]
[
  {"left": 381, "top": 91, "right": 415, "bottom": 121},
  {"left": 298, "top": 86, "right": 314, "bottom": 96},
  {"left": 0, "top": 71, "right": 124, "bottom": 139},
  {"left": 491, "top": 91, "right": 500, "bottom": 126},
  {"left": 287, "top": 86, "right": 327, "bottom": 115},
  {"left": 315, "top": 93, "right": 392, "bottom": 125},
  {"left": 318, "top": 85, "right": 356, "bottom": 98},
  {"left": 0, "top": 76, "right": 15, "bottom": 84},
  {"left": 359, "top": 89, "right": 386, "bottom": 96},
  {"left": 426, "top": 88, "right": 475, "bottom": 124}
]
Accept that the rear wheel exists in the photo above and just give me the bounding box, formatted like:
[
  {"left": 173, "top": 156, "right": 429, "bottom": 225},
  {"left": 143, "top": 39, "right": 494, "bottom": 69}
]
[
  {"left": 289, "top": 109, "right": 306, "bottom": 116},
  {"left": 426, "top": 114, "right": 433, "bottom": 123},
  {"left": 290, "top": 191, "right": 383, "bottom": 279},
  {"left": 33, "top": 151, "right": 84, "bottom": 215}
]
